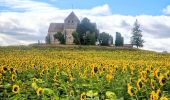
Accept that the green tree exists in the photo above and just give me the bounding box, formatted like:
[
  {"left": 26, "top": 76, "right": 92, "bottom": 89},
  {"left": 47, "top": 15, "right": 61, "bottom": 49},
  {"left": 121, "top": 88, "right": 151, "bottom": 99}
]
[
  {"left": 131, "top": 20, "right": 144, "bottom": 48},
  {"left": 72, "top": 32, "right": 80, "bottom": 45},
  {"left": 84, "top": 31, "right": 96, "bottom": 45},
  {"left": 53, "top": 32, "right": 65, "bottom": 44},
  {"left": 76, "top": 17, "right": 99, "bottom": 45},
  {"left": 115, "top": 32, "right": 124, "bottom": 46},
  {"left": 99, "top": 32, "right": 112, "bottom": 46},
  {"left": 45, "top": 35, "right": 50, "bottom": 44}
]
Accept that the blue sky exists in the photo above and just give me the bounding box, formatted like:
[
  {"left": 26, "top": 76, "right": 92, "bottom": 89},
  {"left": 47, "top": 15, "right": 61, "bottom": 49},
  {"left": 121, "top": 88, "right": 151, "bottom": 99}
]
[
  {"left": 37, "top": 0, "right": 170, "bottom": 15},
  {"left": 0, "top": 0, "right": 170, "bottom": 52},
  {"left": 1, "top": 0, "right": 170, "bottom": 15}
]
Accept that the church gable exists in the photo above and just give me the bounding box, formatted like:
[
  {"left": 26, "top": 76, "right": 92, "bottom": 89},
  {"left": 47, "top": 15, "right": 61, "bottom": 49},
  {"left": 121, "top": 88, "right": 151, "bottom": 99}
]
[{"left": 64, "top": 12, "right": 80, "bottom": 24}]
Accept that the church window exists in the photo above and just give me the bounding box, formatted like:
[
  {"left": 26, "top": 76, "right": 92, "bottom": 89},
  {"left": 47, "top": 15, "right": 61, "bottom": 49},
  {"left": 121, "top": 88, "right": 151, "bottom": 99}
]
[
  {"left": 68, "top": 20, "right": 70, "bottom": 23},
  {"left": 72, "top": 20, "right": 74, "bottom": 23}
]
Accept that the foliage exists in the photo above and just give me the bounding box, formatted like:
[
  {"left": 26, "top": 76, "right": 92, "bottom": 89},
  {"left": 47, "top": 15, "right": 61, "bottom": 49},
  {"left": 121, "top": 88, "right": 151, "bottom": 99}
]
[
  {"left": 45, "top": 35, "right": 50, "bottom": 44},
  {"left": 115, "top": 32, "right": 124, "bottom": 46},
  {"left": 99, "top": 32, "right": 113, "bottom": 46},
  {"left": 84, "top": 31, "right": 96, "bottom": 45},
  {"left": 76, "top": 17, "right": 99, "bottom": 45},
  {"left": 72, "top": 32, "right": 80, "bottom": 45},
  {"left": 54, "top": 32, "right": 65, "bottom": 44},
  {"left": 0, "top": 46, "right": 169, "bottom": 99},
  {"left": 131, "top": 20, "right": 144, "bottom": 48}
]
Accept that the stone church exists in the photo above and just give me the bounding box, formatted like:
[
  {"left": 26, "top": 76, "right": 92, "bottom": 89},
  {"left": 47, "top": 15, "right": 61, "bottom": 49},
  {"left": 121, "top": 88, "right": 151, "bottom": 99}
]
[{"left": 46, "top": 12, "right": 80, "bottom": 44}]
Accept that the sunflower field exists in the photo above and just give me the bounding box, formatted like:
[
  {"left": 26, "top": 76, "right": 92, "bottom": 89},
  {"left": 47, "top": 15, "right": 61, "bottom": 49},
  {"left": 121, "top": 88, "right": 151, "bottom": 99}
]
[{"left": 0, "top": 46, "right": 170, "bottom": 100}]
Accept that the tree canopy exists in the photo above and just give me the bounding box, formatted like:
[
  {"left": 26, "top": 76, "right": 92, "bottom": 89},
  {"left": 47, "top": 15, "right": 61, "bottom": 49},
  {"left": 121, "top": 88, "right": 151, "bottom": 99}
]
[
  {"left": 115, "top": 32, "right": 124, "bottom": 46},
  {"left": 99, "top": 32, "right": 113, "bottom": 46},
  {"left": 131, "top": 20, "right": 144, "bottom": 48},
  {"left": 53, "top": 32, "right": 65, "bottom": 44},
  {"left": 76, "top": 17, "right": 99, "bottom": 45}
]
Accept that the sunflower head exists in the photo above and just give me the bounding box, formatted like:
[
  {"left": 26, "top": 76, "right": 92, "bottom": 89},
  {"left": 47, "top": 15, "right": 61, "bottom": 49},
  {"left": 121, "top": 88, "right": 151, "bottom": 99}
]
[
  {"left": 106, "top": 73, "right": 112, "bottom": 82},
  {"left": 150, "top": 91, "right": 156, "bottom": 100},
  {"left": 136, "top": 79, "right": 143, "bottom": 90},
  {"left": 80, "top": 92, "right": 86, "bottom": 100},
  {"left": 127, "top": 83, "right": 134, "bottom": 96},
  {"left": 69, "top": 74, "right": 73, "bottom": 81},
  {"left": 10, "top": 67, "right": 14, "bottom": 73},
  {"left": 12, "top": 74, "right": 16, "bottom": 81},
  {"left": 159, "top": 75, "right": 166, "bottom": 86},
  {"left": 32, "top": 77, "right": 37, "bottom": 82},
  {"left": 2, "top": 66, "right": 8, "bottom": 73},
  {"left": 12, "top": 85, "right": 20, "bottom": 94},
  {"left": 93, "top": 66, "right": 98, "bottom": 73},
  {"left": 36, "top": 88, "right": 43, "bottom": 96},
  {"left": 160, "top": 96, "right": 168, "bottom": 100},
  {"left": 31, "top": 82, "right": 38, "bottom": 90},
  {"left": 69, "top": 90, "right": 74, "bottom": 97},
  {"left": 156, "top": 88, "right": 161, "bottom": 98}
]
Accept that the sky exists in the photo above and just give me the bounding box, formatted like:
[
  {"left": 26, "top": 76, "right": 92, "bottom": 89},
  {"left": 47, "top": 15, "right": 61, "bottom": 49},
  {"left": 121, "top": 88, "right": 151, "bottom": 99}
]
[{"left": 1, "top": 0, "right": 170, "bottom": 52}]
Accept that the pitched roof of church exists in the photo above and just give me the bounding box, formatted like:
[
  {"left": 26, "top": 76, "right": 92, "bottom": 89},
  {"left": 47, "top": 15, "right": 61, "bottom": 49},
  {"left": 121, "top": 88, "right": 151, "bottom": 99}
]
[
  {"left": 48, "top": 12, "right": 79, "bottom": 33},
  {"left": 64, "top": 12, "right": 80, "bottom": 22},
  {"left": 48, "top": 23, "right": 64, "bottom": 32}
]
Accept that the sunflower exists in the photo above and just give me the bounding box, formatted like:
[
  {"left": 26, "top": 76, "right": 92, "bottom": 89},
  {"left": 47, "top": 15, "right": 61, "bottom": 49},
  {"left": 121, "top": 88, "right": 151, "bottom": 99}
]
[
  {"left": 150, "top": 79, "right": 155, "bottom": 89},
  {"left": 10, "top": 67, "right": 14, "bottom": 73},
  {"left": 53, "top": 75, "right": 57, "bottom": 81},
  {"left": 136, "top": 79, "right": 143, "bottom": 90},
  {"left": 94, "top": 66, "right": 98, "bottom": 73},
  {"left": 160, "top": 96, "right": 168, "bottom": 100},
  {"left": 130, "top": 77, "right": 133, "bottom": 83},
  {"left": 12, "top": 68, "right": 17, "bottom": 74},
  {"left": 11, "top": 74, "right": 16, "bottom": 81},
  {"left": 36, "top": 87, "right": 43, "bottom": 96},
  {"left": 158, "top": 75, "right": 166, "bottom": 86},
  {"left": 69, "top": 74, "right": 73, "bottom": 81},
  {"left": 141, "top": 71, "right": 147, "bottom": 82},
  {"left": 127, "top": 83, "right": 133, "bottom": 96},
  {"left": 40, "top": 70, "right": 45, "bottom": 77},
  {"left": 32, "top": 77, "right": 37, "bottom": 82},
  {"left": 165, "top": 70, "right": 170, "bottom": 79},
  {"left": 69, "top": 90, "right": 74, "bottom": 96},
  {"left": 31, "top": 82, "right": 38, "bottom": 90},
  {"left": 106, "top": 73, "right": 112, "bottom": 82},
  {"left": 150, "top": 91, "right": 156, "bottom": 100},
  {"left": 156, "top": 89, "right": 161, "bottom": 98},
  {"left": 1, "top": 66, "right": 8, "bottom": 73},
  {"left": 91, "top": 70, "right": 95, "bottom": 77},
  {"left": 12, "top": 85, "right": 20, "bottom": 94},
  {"left": 155, "top": 68, "right": 160, "bottom": 78},
  {"left": 80, "top": 92, "right": 86, "bottom": 100}
]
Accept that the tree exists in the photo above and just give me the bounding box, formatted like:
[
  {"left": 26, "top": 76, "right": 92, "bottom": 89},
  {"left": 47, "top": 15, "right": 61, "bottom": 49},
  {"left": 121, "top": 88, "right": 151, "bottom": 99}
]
[
  {"left": 53, "top": 32, "right": 65, "bottom": 44},
  {"left": 72, "top": 32, "right": 80, "bottom": 45},
  {"left": 84, "top": 31, "right": 96, "bottom": 45},
  {"left": 76, "top": 17, "right": 99, "bottom": 45},
  {"left": 131, "top": 20, "right": 144, "bottom": 48},
  {"left": 45, "top": 35, "right": 50, "bottom": 44},
  {"left": 115, "top": 32, "right": 124, "bottom": 46},
  {"left": 99, "top": 32, "right": 113, "bottom": 46}
]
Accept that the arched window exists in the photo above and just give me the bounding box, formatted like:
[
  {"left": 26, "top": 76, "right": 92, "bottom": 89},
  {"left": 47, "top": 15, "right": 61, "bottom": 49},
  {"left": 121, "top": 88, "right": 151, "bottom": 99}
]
[
  {"left": 68, "top": 20, "right": 70, "bottom": 23},
  {"left": 72, "top": 20, "right": 74, "bottom": 23}
]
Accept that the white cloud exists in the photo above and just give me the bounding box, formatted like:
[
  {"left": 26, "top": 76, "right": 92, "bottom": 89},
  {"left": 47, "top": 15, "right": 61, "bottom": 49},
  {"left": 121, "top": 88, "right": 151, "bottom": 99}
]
[
  {"left": 0, "top": 0, "right": 170, "bottom": 52},
  {"left": 163, "top": 5, "right": 170, "bottom": 14}
]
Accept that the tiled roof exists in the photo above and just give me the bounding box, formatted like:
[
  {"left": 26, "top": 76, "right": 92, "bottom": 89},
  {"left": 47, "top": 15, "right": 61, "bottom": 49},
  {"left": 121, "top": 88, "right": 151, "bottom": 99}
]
[{"left": 48, "top": 23, "right": 64, "bottom": 32}]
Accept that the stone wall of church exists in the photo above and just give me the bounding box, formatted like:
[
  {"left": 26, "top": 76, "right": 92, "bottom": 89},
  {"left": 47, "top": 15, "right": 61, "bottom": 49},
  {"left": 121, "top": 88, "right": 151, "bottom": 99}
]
[
  {"left": 49, "top": 32, "right": 60, "bottom": 44},
  {"left": 65, "top": 29, "right": 75, "bottom": 44}
]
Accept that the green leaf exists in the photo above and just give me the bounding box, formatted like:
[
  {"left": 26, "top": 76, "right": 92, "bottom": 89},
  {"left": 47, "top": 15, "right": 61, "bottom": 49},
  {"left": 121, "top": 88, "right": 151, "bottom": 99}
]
[
  {"left": 9, "top": 95, "right": 19, "bottom": 100},
  {"left": 105, "top": 91, "right": 116, "bottom": 100}
]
